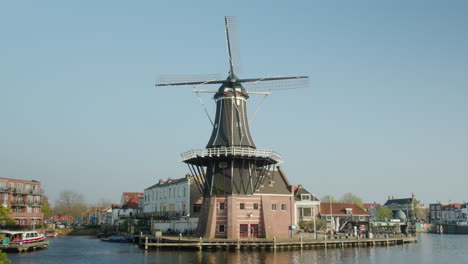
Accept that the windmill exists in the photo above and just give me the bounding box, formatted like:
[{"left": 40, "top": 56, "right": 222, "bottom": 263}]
[{"left": 156, "top": 16, "right": 309, "bottom": 238}]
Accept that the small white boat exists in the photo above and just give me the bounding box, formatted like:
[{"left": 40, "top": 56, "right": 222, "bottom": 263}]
[{"left": 0, "top": 230, "right": 46, "bottom": 244}]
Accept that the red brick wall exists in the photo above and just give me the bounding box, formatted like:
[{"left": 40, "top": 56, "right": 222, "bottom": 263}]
[{"left": 197, "top": 194, "right": 293, "bottom": 239}]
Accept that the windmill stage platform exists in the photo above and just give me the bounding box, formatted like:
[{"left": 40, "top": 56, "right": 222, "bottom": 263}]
[{"left": 137, "top": 234, "right": 417, "bottom": 251}]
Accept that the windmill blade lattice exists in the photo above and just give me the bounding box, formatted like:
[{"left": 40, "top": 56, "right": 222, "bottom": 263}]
[
  {"left": 156, "top": 74, "right": 222, "bottom": 87},
  {"left": 243, "top": 76, "right": 309, "bottom": 93},
  {"left": 225, "top": 16, "right": 242, "bottom": 74}
]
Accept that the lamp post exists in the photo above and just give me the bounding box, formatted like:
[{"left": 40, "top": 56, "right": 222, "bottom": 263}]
[{"left": 313, "top": 205, "right": 317, "bottom": 239}]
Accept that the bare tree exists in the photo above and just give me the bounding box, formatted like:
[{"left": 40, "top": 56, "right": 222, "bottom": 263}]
[
  {"left": 54, "top": 190, "right": 87, "bottom": 222},
  {"left": 95, "top": 198, "right": 114, "bottom": 208}
]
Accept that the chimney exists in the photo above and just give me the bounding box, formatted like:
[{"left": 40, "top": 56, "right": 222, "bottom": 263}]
[
  {"left": 185, "top": 173, "right": 191, "bottom": 179},
  {"left": 298, "top": 184, "right": 303, "bottom": 188},
  {"left": 159, "top": 179, "right": 164, "bottom": 184},
  {"left": 167, "top": 177, "right": 173, "bottom": 183}
]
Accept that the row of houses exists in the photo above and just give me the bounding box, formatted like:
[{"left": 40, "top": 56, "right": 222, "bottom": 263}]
[
  {"left": 429, "top": 203, "right": 468, "bottom": 225},
  {"left": 105, "top": 171, "right": 372, "bottom": 236}
]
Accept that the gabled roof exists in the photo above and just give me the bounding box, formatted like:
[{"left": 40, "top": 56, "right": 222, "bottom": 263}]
[
  {"left": 294, "top": 186, "right": 319, "bottom": 201},
  {"left": 121, "top": 192, "right": 143, "bottom": 208},
  {"left": 123, "top": 196, "right": 141, "bottom": 209},
  {"left": 320, "top": 203, "right": 369, "bottom": 216},
  {"left": 384, "top": 198, "right": 414, "bottom": 206}
]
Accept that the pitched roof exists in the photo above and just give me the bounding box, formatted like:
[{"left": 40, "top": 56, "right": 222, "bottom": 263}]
[
  {"left": 294, "top": 186, "right": 319, "bottom": 201},
  {"left": 320, "top": 203, "right": 369, "bottom": 216},
  {"left": 121, "top": 192, "right": 144, "bottom": 207},
  {"left": 123, "top": 196, "right": 141, "bottom": 209},
  {"left": 384, "top": 198, "right": 415, "bottom": 206}
]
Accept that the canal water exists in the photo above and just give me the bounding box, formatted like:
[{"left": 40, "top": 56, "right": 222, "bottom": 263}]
[{"left": 7, "top": 234, "right": 468, "bottom": 264}]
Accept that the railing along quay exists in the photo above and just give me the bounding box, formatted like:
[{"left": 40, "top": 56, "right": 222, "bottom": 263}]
[{"left": 137, "top": 234, "right": 417, "bottom": 251}]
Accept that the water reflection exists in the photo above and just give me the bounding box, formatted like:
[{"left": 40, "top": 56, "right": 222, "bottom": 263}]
[{"left": 7, "top": 234, "right": 468, "bottom": 264}]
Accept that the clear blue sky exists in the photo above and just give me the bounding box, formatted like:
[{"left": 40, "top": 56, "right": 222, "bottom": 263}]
[{"left": 1, "top": 0, "right": 467, "bottom": 206}]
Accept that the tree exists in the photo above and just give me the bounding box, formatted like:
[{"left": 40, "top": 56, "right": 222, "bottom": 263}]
[
  {"left": 321, "top": 195, "right": 337, "bottom": 203},
  {"left": 0, "top": 206, "right": 14, "bottom": 226},
  {"left": 95, "top": 198, "right": 113, "bottom": 209},
  {"left": 42, "top": 195, "right": 52, "bottom": 221},
  {"left": 339, "top": 192, "right": 365, "bottom": 209},
  {"left": 54, "top": 190, "right": 87, "bottom": 222},
  {"left": 412, "top": 199, "right": 426, "bottom": 220},
  {"left": 376, "top": 206, "right": 393, "bottom": 219},
  {"left": 0, "top": 250, "right": 10, "bottom": 264}
]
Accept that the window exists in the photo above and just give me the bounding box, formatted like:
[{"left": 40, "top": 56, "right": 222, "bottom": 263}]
[
  {"left": 301, "top": 194, "right": 311, "bottom": 201},
  {"left": 253, "top": 203, "right": 259, "bottom": 210},
  {"left": 219, "top": 202, "right": 225, "bottom": 211},
  {"left": 302, "top": 208, "right": 312, "bottom": 217},
  {"left": 193, "top": 204, "right": 201, "bottom": 213},
  {"left": 240, "top": 203, "right": 245, "bottom": 210},
  {"left": 271, "top": 204, "right": 277, "bottom": 211},
  {"left": 359, "top": 215, "right": 366, "bottom": 221},
  {"left": 218, "top": 224, "right": 225, "bottom": 233},
  {"left": 281, "top": 204, "right": 287, "bottom": 211}
]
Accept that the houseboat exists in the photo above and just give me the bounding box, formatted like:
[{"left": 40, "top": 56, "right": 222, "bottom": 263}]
[{"left": 1, "top": 230, "right": 46, "bottom": 244}]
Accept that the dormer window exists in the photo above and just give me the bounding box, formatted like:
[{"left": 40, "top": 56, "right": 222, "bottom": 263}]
[
  {"left": 345, "top": 208, "right": 353, "bottom": 215},
  {"left": 301, "top": 194, "right": 311, "bottom": 201}
]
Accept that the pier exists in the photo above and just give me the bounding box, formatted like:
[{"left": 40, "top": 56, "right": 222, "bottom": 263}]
[
  {"left": 137, "top": 235, "right": 417, "bottom": 251},
  {"left": 0, "top": 241, "right": 49, "bottom": 252}
]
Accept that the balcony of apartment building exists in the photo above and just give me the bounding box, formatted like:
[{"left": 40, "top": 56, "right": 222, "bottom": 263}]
[
  {"left": 11, "top": 200, "right": 29, "bottom": 207},
  {"left": 11, "top": 212, "right": 44, "bottom": 218},
  {"left": 0, "top": 187, "right": 41, "bottom": 195}
]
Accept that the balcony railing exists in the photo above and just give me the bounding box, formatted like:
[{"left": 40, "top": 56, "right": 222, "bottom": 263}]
[
  {"left": 0, "top": 187, "right": 41, "bottom": 195},
  {"left": 181, "top": 147, "right": 282, "bottom": 163}
]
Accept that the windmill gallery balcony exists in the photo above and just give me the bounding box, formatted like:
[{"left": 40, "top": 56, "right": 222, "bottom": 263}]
[{"left": 180, "top": 147, "right": 282, "bottom": 165}]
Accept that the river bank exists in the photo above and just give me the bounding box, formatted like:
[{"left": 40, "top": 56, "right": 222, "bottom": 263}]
[
  {"left": 52, "top": 228, "right": 99, "bottom": 236},
  {"left": 6, "top": 233, "right": 468, "bottom": 264}
]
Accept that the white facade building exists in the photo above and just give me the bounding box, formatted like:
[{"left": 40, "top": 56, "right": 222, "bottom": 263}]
[
  {"left": 293, "top": 185, "right": 320, "bottom": 227},
  {"left": 143, "top": 175, "right": 202, "bottom": 233},
  {"left": 143, "top": 175, "right": 198, "bottom": 217}
]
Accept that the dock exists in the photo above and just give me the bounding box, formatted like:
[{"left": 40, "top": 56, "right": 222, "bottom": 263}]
[
  {"left": 137, "top": 235, "right": 417, "bottom": 251},
  {"left": 0, "top": 241, "right": 49, "bottom": 252}
]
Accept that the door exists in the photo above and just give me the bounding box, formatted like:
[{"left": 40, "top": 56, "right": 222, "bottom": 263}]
[
  {"left": 240, "top": 224, "right": 248, "bottom": 238},
  {"left": 251, "top": 224, "right": 259, "bottom": 238}
]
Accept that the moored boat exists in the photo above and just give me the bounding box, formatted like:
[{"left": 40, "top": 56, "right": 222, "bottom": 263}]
[
  {"left": 0, "top": 230, "right": 46, "bottom": 244},
  {"left": 45, "top": 230, "right": 58, "bottom": 238},
  {"left": 107, "top": 235, "right": 129, "bottom": 243}
]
